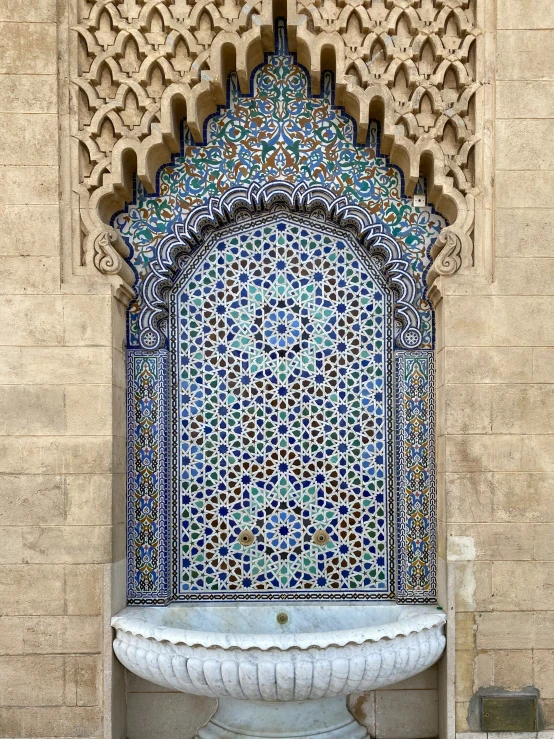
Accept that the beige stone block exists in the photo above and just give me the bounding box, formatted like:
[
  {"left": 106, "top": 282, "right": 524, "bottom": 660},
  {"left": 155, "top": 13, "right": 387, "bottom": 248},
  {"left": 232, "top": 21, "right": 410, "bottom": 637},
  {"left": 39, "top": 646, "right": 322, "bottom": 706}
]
[
  {"left": 498, "top": 1, "right": 554, "bottom": 30},
  {"left": 496, "top": 208, "right": 554, "bottom": 258},
  {"left": 455, "top": 702, "right": 470, "bottom": 733},
  {"left": 0, "top": 75, "right": 57, "bottom": 114},
  {"left": 534, "top": 525, "right": 554, "bottom": 560},
  {"left": 492, "top": 561, "right": 554, "bottom": 610},
  {"left": 445, "top": 385, "right": 492, "bottom": 434},
  {"left": 0, "top": 565, "right": 64, "bottom": 615},
  {"left": 113, "top": 348, "right": 126, "bottom": 390},
  {"left": 495, "top": 258, "right": 554, "bottom": 297},
  {"left": 0, "top": 0, "right": 57, "bottom": 22},
  {"left": 533, "top": 436, "right": 554, "bottom": 472},
  {"left": 65, "top": 656, "right": 101, "bottom": 707},
  {"left": 542, "top": 700, "right": 554, "bottom": 730},
  {"left": 112, "top": 385, "right": 126, "bottom": 438},
  {"left": 534, "top": 349, "right": 554, "bottom": 383},
  {"left": 63, "top": 295, "right": 113, "bottom": 347},
  {"left": 0, "top": 165, "right": 58, "bottom": 205},
  {"left": 444, "top": 297, "right": 494, "bottom": 347},
  {"left": 449, "top": 524, "right": 533, "bottom": 561},
  {"left": 0, "top": 295, "right": 63, "bottom": 345},
  {"left": 474, "top": 652, "right": 494, "bottom": 691},
  {"left": 456, "top": 613, "right": 475, "bottom": 651},
  {"left": 497, "top": 173, "right": 554, "bottom": 211},
  {"left": 385, "top": 666, "right": 438, "bottom": 691},
  {"left": 65, "top": 385, "right": 112, "bottom": 436},
  {"left": 0, "top": 386, "right": 65, "bottom": 435},
  {"left": 535, "top": 613, "right": 554, "bottom": 648},
  {"left": 454, "top": 561, "right": 492, "bottom": 612},
  {"left": 20, "top": 526, "right": 112, "bottom": 564},
  {"left": 491, "top": 436, "right": 538, "bottom": 472},
  {"left": 0, "top": 656, "right": 64, "bottom": 707},
  {"left": 65, "top": 565, "right": 102, "bottom": 616},
  {"left": 444, "top": 348, "right": 532, "bottom": 385},
  {"left": 0, "top": 437, "right": 114, "bottom": 475},
  {"left": 533, "top": 650, "right": 554, "bottom": 699},
  {"left": 476, "top": 612, "right": 535, "bottom": 650},
  {"left": 112, "top": 522, "right": 126, "bottom": 563},
  {"left": 65, "top": 475, "right": 113, "bottom": 526},
  {"left": 112, "top": 295, "right": 127, "bottom": 353},
  {"left": 0, "top": 256, "right": 59, "bottom": 294},
  {"left": 126, "top": 693, "right": 216, "bottom": 739},
  {"left": 0, "top": 616, "right": 101, "bottom": 655},
  {"left": 496, "top": 121, "right": 554, "bottom": 171},
  {"left": 446, "top": 473, "right": 493, "bottom": 523},
  {"left": 0, "top": 205, "right": 59, "bottom": 256},
  {"left": 113, "top": 473, "right": 126, "bottom": 527},
  {"left": 126, "top": 671, "right": 177, "bottom": 693},
  {"left": 493, "top": 473, "right": 554, "bottom": 522},
  {"left": 492, "top": 386, "right": 554, "bottom": 433},
  {"left": 498, "top": 31, "right": 554, "bottom": 80},
  {"left": 0, "top": 114, "right": 58, "bottom": 166},
  {"left": 348, "top": 692, "right": 375, "bottom": 734},
  {"left": 0, "top": 475, "right": 63, "bottom": 525},
  {"left": 374, "top": 690, "right": 438, "bottom": 739},
  {"left": 497, "top": 83, "right": 554, "bottom": 119},
  {"left": 0, "top": 347, "right": 112, "bottom": 385},
  {"left": 0, "top": 706, "right": 102, "bottom": 737},
  {"left": 0, "top": 528, "right": 23, "bottom": 563},
  {"left": 0, "top": 22, "right": 57, "bottom": 75},
  {"left": 493, "top": 650, "right": 533, "bottom": 691},
  {"left": 455, "top": 651, "right": 473, "bottom": 703},
  {"left": 445, "top": 436, "right": 493, "bottom": 473}
]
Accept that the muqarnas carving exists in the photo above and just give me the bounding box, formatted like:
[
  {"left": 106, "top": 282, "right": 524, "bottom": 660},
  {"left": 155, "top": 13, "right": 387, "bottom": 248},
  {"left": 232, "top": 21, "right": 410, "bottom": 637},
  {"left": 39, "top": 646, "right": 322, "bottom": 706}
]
[{"left": 73, "top": 0, "right": 480, "bottom": 290}]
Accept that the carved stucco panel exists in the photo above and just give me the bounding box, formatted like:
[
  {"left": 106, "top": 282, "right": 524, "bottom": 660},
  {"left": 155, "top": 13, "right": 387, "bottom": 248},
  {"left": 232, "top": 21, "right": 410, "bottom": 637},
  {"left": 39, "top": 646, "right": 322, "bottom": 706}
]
[{"left": 71, "top": 0, "right": 481, "bottom": 297}]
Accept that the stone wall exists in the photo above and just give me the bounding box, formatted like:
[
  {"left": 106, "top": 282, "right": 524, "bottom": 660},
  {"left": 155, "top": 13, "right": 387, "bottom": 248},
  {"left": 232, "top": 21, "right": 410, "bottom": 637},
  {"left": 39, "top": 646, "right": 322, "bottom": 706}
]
[
  {"left": 1, "top": 1, "right": 554, "bottom": 738},
  {"left": 0, "top": 1, "right": 126, "bottom": 736},
  {"left": 446, "top": 0, "right": 554, "bottom": 732}
]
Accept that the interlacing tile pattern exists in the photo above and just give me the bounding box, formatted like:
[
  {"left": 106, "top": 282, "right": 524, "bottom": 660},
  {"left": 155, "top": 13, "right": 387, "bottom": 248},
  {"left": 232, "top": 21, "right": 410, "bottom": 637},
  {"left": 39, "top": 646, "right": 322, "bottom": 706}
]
[
  {"left": 123, "top": 23, "right": 437, "bottom": 604},
  {"left": 171, "top": 215, "right": 394, "bottom": 598}
]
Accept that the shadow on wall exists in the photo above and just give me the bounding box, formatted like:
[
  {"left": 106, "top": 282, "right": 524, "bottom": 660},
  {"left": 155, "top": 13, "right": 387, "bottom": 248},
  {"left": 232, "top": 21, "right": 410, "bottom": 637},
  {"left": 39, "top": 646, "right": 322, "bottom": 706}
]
[{"left": 125, "top": 666, "right": 439, "bottom": 739}]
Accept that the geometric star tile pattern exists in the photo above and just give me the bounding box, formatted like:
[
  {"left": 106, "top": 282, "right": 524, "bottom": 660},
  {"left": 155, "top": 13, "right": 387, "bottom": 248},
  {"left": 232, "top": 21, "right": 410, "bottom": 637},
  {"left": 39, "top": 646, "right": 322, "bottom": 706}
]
[{"left": 171, "top": 215, "right": 394, "bottom": 598}]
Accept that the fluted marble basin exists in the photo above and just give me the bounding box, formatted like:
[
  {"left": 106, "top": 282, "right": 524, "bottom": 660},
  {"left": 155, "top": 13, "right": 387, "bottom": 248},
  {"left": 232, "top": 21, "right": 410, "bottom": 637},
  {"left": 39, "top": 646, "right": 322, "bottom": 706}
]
[{"left": 112, "top": 604, "right": 446, "bottom": 739}]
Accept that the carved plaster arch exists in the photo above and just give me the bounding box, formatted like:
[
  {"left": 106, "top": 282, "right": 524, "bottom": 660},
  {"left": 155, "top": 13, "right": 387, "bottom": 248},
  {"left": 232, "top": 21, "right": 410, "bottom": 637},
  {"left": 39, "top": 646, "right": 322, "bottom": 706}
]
[
  {"left": 137, "top": 180, "right": 423, "bottom": 351},
  {"left": 72, "top": 0, "right": 481, "bottom": 299}
]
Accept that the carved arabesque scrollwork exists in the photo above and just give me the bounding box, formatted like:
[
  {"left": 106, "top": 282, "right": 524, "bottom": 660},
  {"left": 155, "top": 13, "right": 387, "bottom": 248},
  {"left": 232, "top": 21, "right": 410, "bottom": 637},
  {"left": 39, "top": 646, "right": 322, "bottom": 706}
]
[{"left": 72, "top": 0, "right": 481, "bottom": 295}]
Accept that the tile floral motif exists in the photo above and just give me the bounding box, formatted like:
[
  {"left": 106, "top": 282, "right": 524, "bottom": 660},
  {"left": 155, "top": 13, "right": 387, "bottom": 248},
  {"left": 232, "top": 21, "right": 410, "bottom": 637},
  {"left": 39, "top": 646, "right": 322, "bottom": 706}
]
[
  {"left": 170, "top": 214, "right": 394, "bottom": 599},
  {"left": 127, "top": 351, "right": 169, "bottom": 600},
  {"left": 396, "top": 351, "right": 436, "bottom": 600},
  {"left": 115, "top": 21, "right": 445, "bottom": 350}
]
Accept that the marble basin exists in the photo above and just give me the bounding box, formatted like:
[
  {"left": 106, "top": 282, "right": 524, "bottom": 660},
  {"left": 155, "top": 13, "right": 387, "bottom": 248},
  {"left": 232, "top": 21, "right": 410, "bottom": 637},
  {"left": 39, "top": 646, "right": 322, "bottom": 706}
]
[{"left": 112, "top": 603, "right": 446, "bottom": 739}]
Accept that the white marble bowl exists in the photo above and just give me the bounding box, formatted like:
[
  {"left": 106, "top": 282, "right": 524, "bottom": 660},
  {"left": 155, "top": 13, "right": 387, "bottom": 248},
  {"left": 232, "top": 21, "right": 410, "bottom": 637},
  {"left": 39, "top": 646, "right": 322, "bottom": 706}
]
[{"left": 112, "top": 603, "right": 446, "bottom": 738}]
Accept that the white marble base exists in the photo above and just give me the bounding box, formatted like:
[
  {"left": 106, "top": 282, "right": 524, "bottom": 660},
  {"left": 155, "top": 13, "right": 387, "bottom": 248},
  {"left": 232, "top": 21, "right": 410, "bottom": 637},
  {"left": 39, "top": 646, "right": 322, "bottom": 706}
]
[{"left": 196, "top": 697, "right": 369, "bottom": 739}]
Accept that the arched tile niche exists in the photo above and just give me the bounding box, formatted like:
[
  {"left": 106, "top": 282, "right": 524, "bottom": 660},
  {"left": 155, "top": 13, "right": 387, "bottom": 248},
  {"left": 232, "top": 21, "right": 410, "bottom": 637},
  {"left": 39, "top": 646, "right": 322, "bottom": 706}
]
[{"left": 117, "top": 21, "right": 443, "bottom": 606}]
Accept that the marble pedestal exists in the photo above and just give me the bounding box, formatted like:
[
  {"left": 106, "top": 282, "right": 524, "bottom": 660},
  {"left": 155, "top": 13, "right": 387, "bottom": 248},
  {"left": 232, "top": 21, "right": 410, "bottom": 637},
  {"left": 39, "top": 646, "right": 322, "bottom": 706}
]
[{"left": 197, "top": 697, "right": 368, "bottom": 739}]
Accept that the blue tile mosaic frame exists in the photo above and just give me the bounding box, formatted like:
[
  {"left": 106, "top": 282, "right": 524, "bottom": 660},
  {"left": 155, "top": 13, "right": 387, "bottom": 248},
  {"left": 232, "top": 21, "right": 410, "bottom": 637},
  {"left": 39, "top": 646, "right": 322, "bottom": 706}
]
[
  {"left": 169, "top": 212, "right": 396, "bottom": 600},
  {"left": 123, "top": 21, "right": 439, "bottom": 604},
  {"left": 396, "top": 351, "right": 436, "bottom": 601},
  {"left": 127, "top": 350, "right": 169, "bottom": 602}
]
